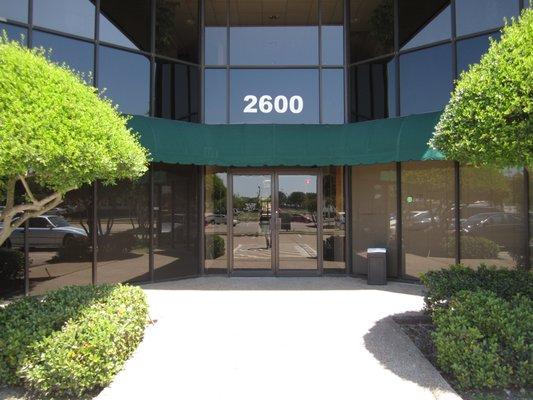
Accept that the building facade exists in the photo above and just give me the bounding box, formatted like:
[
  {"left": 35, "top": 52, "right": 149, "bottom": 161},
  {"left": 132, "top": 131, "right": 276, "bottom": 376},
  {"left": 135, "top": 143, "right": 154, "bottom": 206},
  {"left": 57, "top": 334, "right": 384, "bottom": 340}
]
[{"left": 0, "top": 0, "right": 531, "bottom": 297}]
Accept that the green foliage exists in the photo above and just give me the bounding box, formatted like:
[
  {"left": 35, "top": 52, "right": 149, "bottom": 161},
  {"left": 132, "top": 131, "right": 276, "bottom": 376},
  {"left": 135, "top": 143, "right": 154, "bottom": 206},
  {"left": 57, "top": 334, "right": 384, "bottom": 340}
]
[
  {"left": 420, "top": 264, "right": 533, "bottom": 312},
  {"left": 0, "top": 36, "right": 149, "bottom": 194},
  {"left": 432, "top": 290, "right": 532, "bottom": 389},
  {"left": 0, "top": 284, "right": 148, "bottom": 397},
  {"left": 205, "top": 234, "right": 225, "bottom": 259},
  {"left": 431, "top": 9, "right": 533, "bottom": 168},
  {"left": 442, "top": 235, "right": 500, "bottom": 259},
  {"left": 0, "top": 248, "right": 24, "bottom": 281}
]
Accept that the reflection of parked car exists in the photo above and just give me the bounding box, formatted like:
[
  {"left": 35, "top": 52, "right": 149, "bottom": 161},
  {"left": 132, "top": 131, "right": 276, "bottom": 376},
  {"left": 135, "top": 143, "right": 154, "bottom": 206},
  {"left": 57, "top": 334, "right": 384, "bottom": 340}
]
[
  {"left": 405, "top": 210, "right": 438, "bottom": 231},
  {"left": 205, "top": 213, "right": 237, "bottom": 226},
  {"left": 462, "top": 212, "right": 522, "bottom": 249},
  {"left": 2, "top": 215, "right": 87, "bottom": 249},
  {"left": 291, "top": 214, "right": 312, "bottom": 223}
]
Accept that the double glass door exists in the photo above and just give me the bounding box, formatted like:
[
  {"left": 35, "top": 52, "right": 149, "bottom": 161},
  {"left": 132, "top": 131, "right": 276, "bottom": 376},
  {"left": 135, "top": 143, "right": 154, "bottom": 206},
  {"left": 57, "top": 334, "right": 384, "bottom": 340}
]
[{"left": 230, "top": 171, "right": 319, "bottom": 274}]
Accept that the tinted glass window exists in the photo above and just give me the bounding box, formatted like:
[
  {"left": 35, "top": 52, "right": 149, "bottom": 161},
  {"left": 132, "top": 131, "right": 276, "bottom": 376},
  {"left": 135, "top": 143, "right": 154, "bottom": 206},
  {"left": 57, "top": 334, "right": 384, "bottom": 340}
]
[
  {"left": 460, "top": 166, "right": 526, "bottom": 269},
  {"left": 321, "top": 25, "right": 343, "bottom": 65},
  {"left": 205, "top": 27, "right": 227, "bottom": 65},
  {"left": 156, "top": 0, "right": 199, "bottom": 62},
  {"left": 322, "top": 0, "right": 343, "bottom": 25},
  {"left": 33, "top": 31, "right": 94, "bottom": 82},
  {"left": 154, "top": 164, "right": 199, "bottom": 280},
  {"left": 98, "top": 46, "right": 150, "bottom": 115},
  {"left": 456, "top": 0, "right": 519, "bottom": 37},
  {"left": 349, "top": 0, "right": 394, "bottom": 63},
  {"left": 229, "top": 26, "right": 318, "bottom": 65},
  {"left": 204, "top": 167, "right": 228, "bottom": 273},
  {"left": 322, "top": 69, "right": 344, "bottom": 124},
  {"left": 351, "top": 164, "right": 397, "bottom": 277},
  {"left": 205, "top": 0, "right": 227, "bottom": 65},
  {"left": 27, "top": 185, "right": 92, "bottom": 296},
  {"left": 97, "top": 178, "right": 150, "bottom": 284},
  {"left": 457, "top": 32, "right": 500, "bottom": 75},
  {"left": 229, "top": 69, "right": 319, "bottom": 124},
  {"left": 0, "top": 0, "right": 28, "bottom": 23},
  {"left": 34, "top": 0, "right": 95, "bottom": 38},
  {"left": 229, "top": 0, "right": 318, "bottom": 66},
  {"left": 399, "top": 0, "right": 449, "bottom": 50},
  {"left": 155, "top": 60, "right": 200, "bottom": 122},
  {"left": 350, "top": 56, "right": 396, "bottom": 122},
  {"left": 323, "top": 166, "right": 345, "bottom": 271},
  {"left": 0, "top": 22, "right": 27, "bottom": 44},
  {"left": 204, "top": 69, "right": 227, "bottom": 124},
  {"left": 100, "top": 0, "right": 151, "bottom": 51},
  {"left": 402, "top": 161, "right": 455, "bottom": 279},
  {"left": 399, "top": 43, "right": 452, "bottom": 116}
]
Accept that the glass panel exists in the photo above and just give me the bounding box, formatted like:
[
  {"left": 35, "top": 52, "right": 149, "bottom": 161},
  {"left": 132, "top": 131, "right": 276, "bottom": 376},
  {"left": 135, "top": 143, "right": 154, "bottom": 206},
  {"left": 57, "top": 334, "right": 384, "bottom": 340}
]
[
  {"left": 229, "top": 69, "right": 319, "bottom": 124},
  {"left": 205, "top": 0, "right": 227, "bottom": 65},
  {"left": 399, "top": 43, "right": 452, "bottom": 116},
  {"left": 156, "top": 0, "right": 199, "bottom": 62},
  {"left": 229, "top": 26, "right": 318, "bottom": 66},
  {"left": 349, "top": 0, "right": 394, "bottom": 63},
  {"left": 27, "top": 185, "right": 92, "bottom": 296},
  {"left": 205, "top": 27, "right": 227, "bottom": 65},
  {"left": 457, "top": 32, "right": 500, "bottom": 75},
  {"left": 0, "top": 0, "right": 28, "bottom": 23},
  {"left": 0, "top": 22, "right": 27, "bottom": 44},
  {"left": 399, "top": 1, "right": 450, "bottom": 51},
  {"left": 155, "top": 59, "right": 200, "bottom": 122},
  {"left": 33, "top": 31, "right": 94, "bottom": 83},
  {"left": 278, "top": 174, "right": 318, "bottom": 270},
  {"left": 351, "top": 164, "right": 397, "bottom": 276},
  {"left": 321, "top": 25, "right": 343, "bottom": 65},
  {"left": 204, "top": 167, "right": 228, "bottom": 273},
  {"left": 154, "top": 164, "right": 200, "bottom": 279},
  {"left": 96, "top": 179, "right": 149, "bottom": 284},
  {"left": 350, "top": 56, "right": 396, "bottom": 122},
  {"left": 34, "top": 0, "right": 95, "bottom": 38},
  {"left": 402, "top": 161, "right": 455, "bottom": 279},
  {"left": 204, "top": 69, "right": 227, "bottom": 124},
  {"left": 100, "top": 0, "right": 151, "bottom": 51},
  {"left": 232, "top": 175, "right": 272, "bottom": 270},
  {"left": 322, "top": 0, "right": 343, "bottom": 25},
  {"left": 98, "top": 45, "right": 150, "bottom": 116},
  {"left": 456, "top": 0, "right": 519, "bottom": 37},
  {"left": 322, "top": 69, "right": 344, "bottom": 124},
  {"left": 460, "top": 166, "right": 526, "bottom": 269},
  {"left": 323, "top": 167, "right": 345, "bottom": 271}
]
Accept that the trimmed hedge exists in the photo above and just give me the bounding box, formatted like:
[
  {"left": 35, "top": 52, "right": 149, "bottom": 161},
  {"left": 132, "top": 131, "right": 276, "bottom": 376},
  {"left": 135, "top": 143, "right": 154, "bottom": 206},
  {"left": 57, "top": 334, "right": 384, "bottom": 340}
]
[
  {"left": 0, "top": 248, "right": 24, "bottom": 281},
  {"left": 420, "top": 264, "right": 533, "bottom": 312},
  {"left": 442, "top": 235, "right": 499, "bottom": 259},
  {"left": 0, "top": 284, "right": 148, "bottom": 397},
  {"left": 205, "top": 234, "right": 225, "bottom": 259},
  {"left": 433, "top": 290, "right": 532, "bottom": 389}
]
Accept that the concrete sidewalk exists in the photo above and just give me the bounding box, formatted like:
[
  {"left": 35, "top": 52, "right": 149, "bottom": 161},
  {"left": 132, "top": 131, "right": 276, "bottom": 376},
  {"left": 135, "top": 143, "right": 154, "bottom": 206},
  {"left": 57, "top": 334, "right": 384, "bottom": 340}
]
[{"left": 96, "top": 277, "right": 461, "bottom": 400}]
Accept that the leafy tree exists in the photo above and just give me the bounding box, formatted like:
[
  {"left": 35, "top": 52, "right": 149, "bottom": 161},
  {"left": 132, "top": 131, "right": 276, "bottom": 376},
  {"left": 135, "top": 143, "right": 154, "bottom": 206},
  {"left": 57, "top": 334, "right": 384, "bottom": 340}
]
[
  {"left": 0, "top": 37, "right": 149, "bottom": 246},
  {"left": 430, "top": 8, "right": 533, "bottom": 168}
]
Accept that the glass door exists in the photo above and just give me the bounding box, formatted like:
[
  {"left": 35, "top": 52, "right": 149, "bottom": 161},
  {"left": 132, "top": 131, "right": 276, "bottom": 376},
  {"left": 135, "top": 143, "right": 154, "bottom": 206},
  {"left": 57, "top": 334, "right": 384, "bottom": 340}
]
[
  {"left": 231, "top": 174, "right": 273, "bottom": 272},
  {"left": 276, "top": 173, "right": 319, "bottom": 273}
]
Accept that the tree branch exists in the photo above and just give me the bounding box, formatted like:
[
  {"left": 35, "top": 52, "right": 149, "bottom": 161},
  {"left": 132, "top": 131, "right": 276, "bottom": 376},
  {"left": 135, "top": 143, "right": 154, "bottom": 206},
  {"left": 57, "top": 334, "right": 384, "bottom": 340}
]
[{"left": 19, "top": 174, "right": 36, "bottom": 203}]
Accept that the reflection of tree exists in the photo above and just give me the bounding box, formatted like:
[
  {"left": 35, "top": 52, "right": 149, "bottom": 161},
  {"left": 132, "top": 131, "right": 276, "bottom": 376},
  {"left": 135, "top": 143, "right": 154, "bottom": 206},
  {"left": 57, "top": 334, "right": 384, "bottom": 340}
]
[
  {"left": 369, "top": 0, "right": 394, "bottom": 54},
  {"left": 278, "top": 191, "right": 287, "bottom": 207},
  {"left": 287, "top": 191, "right": 305, "bottom": 208},
  {"left": 205, "top": 174, "right": 227, "bottom": 214}
]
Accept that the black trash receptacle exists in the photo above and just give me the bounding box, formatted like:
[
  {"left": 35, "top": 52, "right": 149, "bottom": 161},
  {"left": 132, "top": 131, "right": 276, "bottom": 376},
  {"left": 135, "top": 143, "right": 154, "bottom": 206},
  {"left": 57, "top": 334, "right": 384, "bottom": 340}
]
[{"left": 367, "top": 248, "right": 387, "bottom": 285}]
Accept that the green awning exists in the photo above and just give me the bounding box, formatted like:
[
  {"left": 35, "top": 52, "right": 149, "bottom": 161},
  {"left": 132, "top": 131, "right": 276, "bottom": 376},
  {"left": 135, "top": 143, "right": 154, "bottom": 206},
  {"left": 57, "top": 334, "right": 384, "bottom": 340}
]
[{"left": 127, "top": 111, "right": 444, "bottom": 167}]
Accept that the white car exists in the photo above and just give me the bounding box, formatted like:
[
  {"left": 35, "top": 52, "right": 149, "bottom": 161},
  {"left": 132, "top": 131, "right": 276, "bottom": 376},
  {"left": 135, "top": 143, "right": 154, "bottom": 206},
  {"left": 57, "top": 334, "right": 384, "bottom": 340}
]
[{"left": 1, "top": 215, "right": 87, "bottom": 249}]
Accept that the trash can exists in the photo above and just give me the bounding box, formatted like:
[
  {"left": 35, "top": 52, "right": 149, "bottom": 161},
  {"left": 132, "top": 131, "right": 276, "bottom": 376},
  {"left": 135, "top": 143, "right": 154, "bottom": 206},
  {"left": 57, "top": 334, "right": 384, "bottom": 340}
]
[{"left": 367, "top": 248, "right": 387, "bottom": 285}]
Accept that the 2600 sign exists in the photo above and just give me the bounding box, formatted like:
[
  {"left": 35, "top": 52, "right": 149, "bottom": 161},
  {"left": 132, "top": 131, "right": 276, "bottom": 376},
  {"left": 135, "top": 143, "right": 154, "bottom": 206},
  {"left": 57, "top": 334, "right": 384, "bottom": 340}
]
[{"left": 243, "top": 95, "right": 304, "bottom": 114}]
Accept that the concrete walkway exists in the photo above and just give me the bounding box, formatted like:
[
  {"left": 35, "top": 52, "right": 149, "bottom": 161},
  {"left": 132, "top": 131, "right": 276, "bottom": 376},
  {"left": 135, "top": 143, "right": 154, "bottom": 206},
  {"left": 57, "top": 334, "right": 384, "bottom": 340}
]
[{"left": 96, "top": 277, "right": 461, "bottom": 400}]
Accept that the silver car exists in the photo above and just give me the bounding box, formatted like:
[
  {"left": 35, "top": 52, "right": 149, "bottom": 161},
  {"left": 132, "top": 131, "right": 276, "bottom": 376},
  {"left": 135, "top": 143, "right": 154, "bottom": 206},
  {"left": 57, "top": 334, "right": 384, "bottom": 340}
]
[{"left": 1, "top": 215, "right": 87, "bottom": 249}]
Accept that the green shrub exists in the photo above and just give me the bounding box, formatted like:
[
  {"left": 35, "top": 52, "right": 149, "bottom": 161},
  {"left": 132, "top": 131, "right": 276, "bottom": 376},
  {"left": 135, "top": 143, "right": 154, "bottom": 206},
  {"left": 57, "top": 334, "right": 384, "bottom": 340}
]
[
  {"left": 205, "top": 234, "right": 225, "bottom": 259},
  {"left": 0, "top": 284, "right": 148, "bottom": 397},
  {"left": 420, "top": 264, "right": 533, "bottom": 312},
  {"left": 442, "top": 235, "right": 500, "bottom": 259},
  {"left": 433, "top": 290, "right": 532, "bottom": 389},
  {"left": 0, "top": 248, "right": 24, "bottom": 281}
]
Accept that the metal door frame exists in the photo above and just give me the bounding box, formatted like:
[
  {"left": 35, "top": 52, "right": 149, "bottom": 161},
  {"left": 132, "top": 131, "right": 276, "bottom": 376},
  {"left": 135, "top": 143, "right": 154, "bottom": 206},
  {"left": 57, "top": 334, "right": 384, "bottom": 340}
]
[{"left": 228, "top": 168, "right": 323, "bottom": 276}]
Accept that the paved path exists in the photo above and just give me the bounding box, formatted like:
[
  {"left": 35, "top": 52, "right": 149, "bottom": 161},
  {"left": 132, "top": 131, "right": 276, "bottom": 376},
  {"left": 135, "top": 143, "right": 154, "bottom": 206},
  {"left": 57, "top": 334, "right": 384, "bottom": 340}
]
[{"left": 96, "top": 277, "right": 460, "bottom": 400}]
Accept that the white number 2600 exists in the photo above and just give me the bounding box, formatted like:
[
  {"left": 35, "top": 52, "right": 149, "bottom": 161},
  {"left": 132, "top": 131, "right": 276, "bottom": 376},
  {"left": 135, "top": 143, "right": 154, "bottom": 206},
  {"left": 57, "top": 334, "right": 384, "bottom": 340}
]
[{"left": 243, "top": 95, "right": 304, "bottom": 114}]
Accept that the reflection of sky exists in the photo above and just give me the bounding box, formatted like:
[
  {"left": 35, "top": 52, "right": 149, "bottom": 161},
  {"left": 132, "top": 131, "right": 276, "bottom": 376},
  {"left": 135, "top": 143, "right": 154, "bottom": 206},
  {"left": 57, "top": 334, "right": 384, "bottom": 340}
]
[
  {"left": 33, "top": 0, "right": 94, "bottom": 38},
  {"left": 0, "top": 0, "right": 28, "bottom": 22},
  {"left": 279, "top": 175, "right": 317, "bottom": 195},
  {"left": 230, "top": 69, "right": 319, "bottom": 124},
  {"left": 100, "top": 13, "right": 138, "bottom": 49},
  {"left": 457, "top": 32, "right": 500, "bottom": 74},
  {"left": 456, "top": 0, "right": 519, "bottom": 36},
  {"left": 401, "top": 6, "right": 451, "bottom": 51},
  {"left": 233, "top": 175, "right": 317, "bottom": 198},
  {"left": 0, "top": 22, "right": 26, "bottom": 44}
]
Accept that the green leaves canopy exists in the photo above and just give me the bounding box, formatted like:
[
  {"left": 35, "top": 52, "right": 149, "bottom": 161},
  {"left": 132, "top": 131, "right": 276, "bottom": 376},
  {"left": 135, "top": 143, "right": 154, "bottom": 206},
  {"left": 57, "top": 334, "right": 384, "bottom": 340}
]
[
  {"left": 0, "top": 37, "right": 149, "bottom": 193},
  {"left": 430, "top": 8, "right": 533, "bottom": 168}
]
